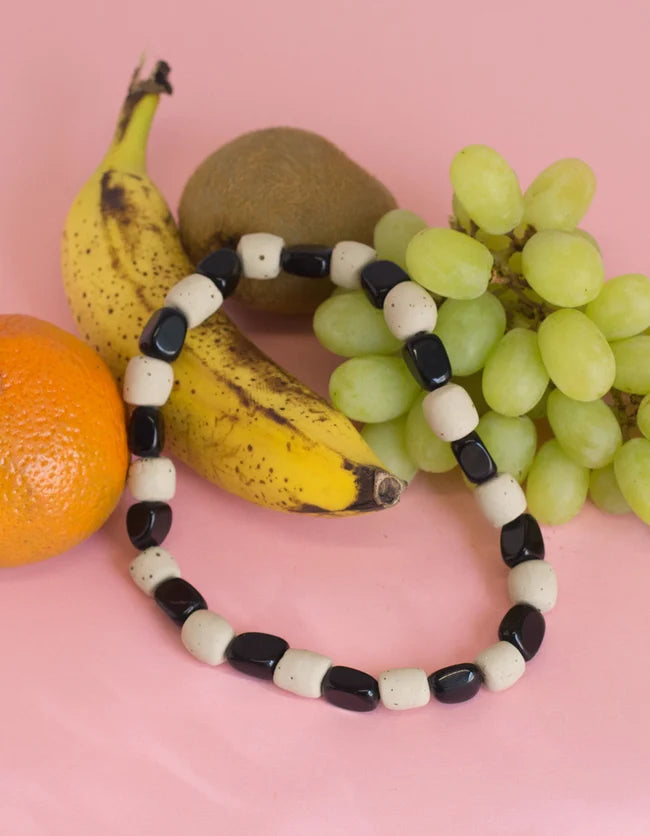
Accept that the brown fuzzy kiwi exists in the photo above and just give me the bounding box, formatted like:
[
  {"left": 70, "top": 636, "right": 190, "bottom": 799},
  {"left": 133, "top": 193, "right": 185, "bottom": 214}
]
[{"left": 178, "top": 127, "right": 397, "bottom": 315}]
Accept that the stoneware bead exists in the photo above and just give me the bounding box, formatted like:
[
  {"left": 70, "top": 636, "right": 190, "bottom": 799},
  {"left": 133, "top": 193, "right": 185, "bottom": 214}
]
[
  {"left": 474, "top": 640, "right": 526, "bottom": 692},
  {"left": 378, "top": 667, "right": 431, "bottom": 711},
  {"left": 236, "top": 233, "right": 285, "bottom": 280},
  {"left": 129, "top": 546, "right": 181, "bottom": 596},
  {"left": 164, "top": 273, "right": 224, "bottom": 329},
  {"left": 383, "top": 281, "right": 438, "bottom": 341},
  {"left": 507, "top": 559, "right": 558, "bottom": 614},
  {"left": 127, "top": 457, "right": 176, "bottom": 502},
  {"left": 422, "top": 382, "right": 479, "bottom": 442},
  {"left": 475, "top": 473, "right": 527, "bottom": 527},
  {"left": 329, "top": 241, "right": 376, "bottom": 289},
  {"left": 181, "top": 609, "right": 236, "bottom": 666},
  {"left": 273, "top": 648, "right": 333, "bottom": 699},
  {"left": 122, "top": 355, "right": 174, "bottom": 407}
]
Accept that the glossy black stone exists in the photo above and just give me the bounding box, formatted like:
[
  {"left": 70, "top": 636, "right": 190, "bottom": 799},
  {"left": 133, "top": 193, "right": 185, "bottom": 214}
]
[
  {"left": 451, "top": 431, "right": 497, "bottom": 485},
  {"left": 126, "top": 501, "right": 173, "bottom": 550},
  {"left": 139, "top": 307, "right": 187, "bottom": 362},
  {"left": 321, "top": 665, "right": 380, "bottom": 712},
  {"left": 498, "top": 603, "right": 546, "bottom": 661},
  {"left": 402, "top": 333, "right": 452, "bottom": 390},
  {"left": 196, "top": 247, "right": 242, "bottom": 298},
  {"left": 225, "top": 632, "right": 289, "bottom": 680},
  {"left": 281, "top": 245, "right": 332, "bottom": 278},
  {"left": 154, "top": 577, "right": 207, "bottom": 626},
  {"left": 127, "top": 406, "right": 165, "bottom": 457},
  {"left": 500, "top": 513, "right": 545, "bottom": 568},
  {"left": 360, "top": 260, "right": 411, "bottom": 308},
  {"left": 428, "top": 664, "right": 483, "bottom": 704}
]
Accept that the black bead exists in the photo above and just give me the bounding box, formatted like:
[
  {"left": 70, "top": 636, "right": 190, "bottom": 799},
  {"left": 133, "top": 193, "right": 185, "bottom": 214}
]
[
  {"left": 360, "top": 260, "right": 411, "bottom": 308},
  {"left": 321, "top": 665, "right": 380, "bottom": 712},
  {"left": 451, "top": 431, "right": 497, "bottom": 485},
  {"left": 225, "top": 632, "right": 289, "bottom": 680},
  {"left": 127, "top": 406, "right": 165, "bottom": 457},
  {"left": 281, "top": 245, "right": 332, "bottom": 278},
  {"left": 196, "top": 248, "right": 241, "bottom": 298},
  {"left": 139, "top": 307, "right": 187, "bottom": 362},
  {"left": 126, "top": 501, "right": 172, "bottom": 550},
  {"left": 154, "top": 577, "right": 207, "bottom": 627},
  {"left": 428, "top": 664, "right": 483, "bottom": 704},
  {"left": 500, "top": 513, "right": 545, "bottom": 568},
  {"left": 498, "top": 604, "right": 546, "bottom": 661},
  {"left": 402, "top": 333, "right": 452, "bottom": 390}
]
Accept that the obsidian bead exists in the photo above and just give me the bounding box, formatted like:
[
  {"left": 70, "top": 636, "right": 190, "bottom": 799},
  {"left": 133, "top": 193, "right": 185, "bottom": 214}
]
[
  {"left": 500, "top": 513, "right": 545, "bottom": 568},
  {"left": 225, "top": 632, "right": 289, "bottom": 680},
  {"left": 451, "top": 431, "right": 497, "bottom": 484},
  {"left": 281, "top": 245, "right": 332, "bottom": 278},
  {"left": 428, "top": 664, "right": 483, "bottom": 704},
  {"left": 321, "top": 665, "right": 380, "bottom": 712},
  {"left": 360, "top": 260, "right": 411, "bottom": 308},
  {"left": 126, "top": 501, "right": 172, "bottom": 550},
  {"left": 498, "top": 604, "right": 546, "bottom": 661},
  {"left": 196, "top": 247, "right": 242, "bottom": 298},
  {"left": 402, "top": 333, "right": 452, "bottom": 390},
  {"left": 127, "top": 406, "right": 165, "bottom": 457},
  {"left": 139, "top": 307, "right": 187, "bottom": 362},
  {"left": 154, "top": 577, "right": 207, "bottom": 626}
]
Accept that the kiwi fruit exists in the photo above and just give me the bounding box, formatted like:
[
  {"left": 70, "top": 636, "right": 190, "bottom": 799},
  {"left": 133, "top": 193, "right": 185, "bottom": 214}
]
[{"left": 179, "top": 127, "right": 397, "bottom": 315}]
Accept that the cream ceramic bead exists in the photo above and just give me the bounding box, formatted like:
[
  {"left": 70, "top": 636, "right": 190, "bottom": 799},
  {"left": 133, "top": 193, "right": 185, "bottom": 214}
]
[
  {"left": 330, "top": 241, "right": 376, "bottom": 289},
  {"left": 181, "top": 610, "right": 235, "bottom": 666},
  {"left": 508, "top": 559, "right": 558, "bottom": 613},
  {"left": 129, "top": 546, "right": 181, "bottom": 596},
  {"left": 422, "top": 382, "right": 479, "bottom": 442},
  {"left": 378, "top": 667, "right": 431, "bottom": 710},
  {"left": 475, "top": 473, "right": 527, "bottom": 527},
  {"left": 236, "top": 233, "right": 285, "bottom": 279},
  {"left": 474, "top": 641, "right": 526, "bottom": 692},
  {"left": 272, "top": 648, "right": 333, "bottom": 698},
  {"left": 127, "top": 457, "right": 176, "bottom": 502},
  {"left": 164, "top": 273, "right": 224, "bottom": 328},
  {"left": 383, "top": 281, "right": 437, "bottom": 340},
  {"left": 122, "top": 355, "right": 174, "bottom": 407}
]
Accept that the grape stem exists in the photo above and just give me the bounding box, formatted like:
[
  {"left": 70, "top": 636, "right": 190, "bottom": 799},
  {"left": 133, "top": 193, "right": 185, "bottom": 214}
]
[{"left": 610, "top": 389, "right": 642, "bottom": 440}]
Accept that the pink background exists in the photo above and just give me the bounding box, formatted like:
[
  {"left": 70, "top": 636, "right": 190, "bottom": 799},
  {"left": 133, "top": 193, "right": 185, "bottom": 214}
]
[{"left": 2, "top": 1, "right": 650, "bottom": 833}]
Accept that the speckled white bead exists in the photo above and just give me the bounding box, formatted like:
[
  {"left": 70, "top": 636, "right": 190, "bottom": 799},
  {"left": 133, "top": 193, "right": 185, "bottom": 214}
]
[
  {"left": 475, "top": 473, "right": 527, "bottom": 527},
  {"left": 127, "top": 457, "right": 176, "bottom": 502},
  {"left": 378, "top": 667, "right": 431, "bottom": 711},
  {"left": 129, "top": 546, "right": 181, "bottom": 596},
  {"left": 181, "top": 610, "right": 235, "bottom": 666},
  {"left": 164, "top": 273, "right": 224, "bottom": 329},
  {"left": 383, "top": 281, "right": 438, "bottom": 341},
  {"left": 273, "top": 648, "right": 333, "bottom": 698},
  {"left": 508, "top": 559, "right": 558, "bottom": 614},
  {"left": 330, "top": 241, "right": 376, "bottom": 289},
  {"left": 474, "top": 641, "right": 526, "bottom": 692},
  {"left": 122, "top": 355, "right": 174, "bottom": 407},
  {"left": 236, "top": 233, "right": 285, "bottom": 279},
  {"left": 422, "top": 382, "right": 479, "bottom": 442}
]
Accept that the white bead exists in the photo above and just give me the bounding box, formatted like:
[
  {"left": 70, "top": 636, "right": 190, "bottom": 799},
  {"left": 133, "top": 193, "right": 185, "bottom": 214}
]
[
  {"left": 383, "top": 281, "right": 438, "bottom": 340},
  {"left": 475, "top": 473, "right": 527, "bottom": 527},
  {"left": 181, "top": 610, "right": 235, "bottom": 666},
  {"left": 474, "top": 641, "right": 526, "bottom": 692},
  {"left": 273, "top": 648, "right": 332, "bottom": 698},
  {"left": 330, "top": 241, "right": 376, "bottom": 289},
  {"left": 127, "top": 457, "right": 176, "bottom": 502},
  {"left": 122, "top": 355, "right": 174, "bottom": 407},
  {"left": 508, "top": 559, "right": 558, "bottom": 613},
  {"left": 422, "top": 382, "right": 479, "bottom": 442},
  {"left": 378, "top": 667, "right": 431, "bottom": 711},
  {"left": 236, "top": 233, "right": 285, "bottom": 279},
  {"left": 129, "top": 546, "right": 181, "bottom": 596},
  {"left": 165, "top": 273, "right": 224, "bottom": 329}
]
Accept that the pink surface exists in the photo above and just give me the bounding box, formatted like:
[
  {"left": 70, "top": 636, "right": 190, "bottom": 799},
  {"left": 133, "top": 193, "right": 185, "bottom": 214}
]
[{"left": 2, "top": 1, "right": 650, "bottom": 833}]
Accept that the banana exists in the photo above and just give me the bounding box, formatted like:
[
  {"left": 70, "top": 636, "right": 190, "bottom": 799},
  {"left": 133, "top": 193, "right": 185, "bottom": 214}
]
[{"left": 61, "top": 61, "right": 405, "bottom": 515}]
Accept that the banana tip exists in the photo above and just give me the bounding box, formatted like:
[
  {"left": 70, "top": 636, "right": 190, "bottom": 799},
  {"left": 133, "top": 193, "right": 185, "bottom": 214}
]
[{"left": 374, "top": 472, "right": 407, "bottom": 508}]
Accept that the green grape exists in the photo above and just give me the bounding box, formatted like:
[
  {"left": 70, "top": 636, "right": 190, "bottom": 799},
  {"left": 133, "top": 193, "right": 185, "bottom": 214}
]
[
  {"left": 573, "top": 228, "right": 601, "bottom": 253},
  {"left": 610, "top": 336, "right": 650, "bottom": 394},
  {"left": 406, "top": 228, "right": 493, "bottom": 299},
  {"left": 313, "top": 291, "right": 402, "bottom": 357},
  {"left": 361, "top": 415, "right": 418, "bottom": 483},
  {"left": 329, "top": 356, "right": 419, "bottom": 423},
  {"left": 537, "top": 309, "right": 615, "bottom": 401},
  {"left": 526, "top": 439, "right": 589, "bottom": 525},
  {"left": 457, "top": 370, "right": 490, "bottom": 416},
  {"left": 546, "top": 389, "right": 622, "bottom": 468},
  {"left": 482, "top": 328, "right": 549, "bottom": 416},
  {"left": 589, "top": 464, "right": 631, "bottom": 515},
  {"left": 522, "top": 158, "right": 596, "bottom": 231},
  {"left": 452, "top": 194, "right": 472, "bottom": 233},
  {"left": 637, "top": 394, "right": 650, "bottom": 439},
  {"left": 613, "top": 438, "right": 650, "bottom": 524},
  {"left": 475, "top": 228, "right": 513, "bottom": 255},
  {"left": 404, "top": 392, "right": 457, "bottom": 473},
  {"left": 374, "top": 209, "right": 428, "bottom": 271},
  {"left": 585, "top": 274, "right": 650, "bottom": 340},
  {"left": 521, "top": 230, "right": 604, "bottom": 307},
  {"left": 526, "top": 385, "right": 551, "bottom": 419},
  {"left": 508, "top": 250, "right": 523, "bottom": 274},
  {"left": 433, "top": 293, "right": 506, "bottom": 376},
  {"left": 477, "top": 411, "right": 537, "bottom": 483},
  {"left": 449, "top": 145, "right": 524, "bottom": 234}
]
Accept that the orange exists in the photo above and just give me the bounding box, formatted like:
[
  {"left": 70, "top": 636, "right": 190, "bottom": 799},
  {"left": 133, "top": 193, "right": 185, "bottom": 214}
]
[{"left": 0, "top": 314, "right": 129, "bottom": 567}]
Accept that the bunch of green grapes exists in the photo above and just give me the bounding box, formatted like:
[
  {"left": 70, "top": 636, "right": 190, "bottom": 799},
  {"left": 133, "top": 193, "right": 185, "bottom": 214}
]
[{"left": 313, "top": 146, "right": 650, "bottom": 527}]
